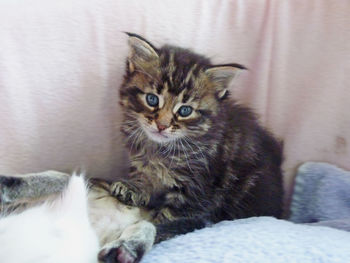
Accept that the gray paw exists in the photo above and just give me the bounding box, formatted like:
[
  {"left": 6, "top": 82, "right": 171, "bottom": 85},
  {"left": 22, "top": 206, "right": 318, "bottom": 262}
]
[
  {"left": 98, "top": 241, "right": 144, "bottom": 263},
  {"left": 110, "top": 181, "right": 149, "bottom": 207}
]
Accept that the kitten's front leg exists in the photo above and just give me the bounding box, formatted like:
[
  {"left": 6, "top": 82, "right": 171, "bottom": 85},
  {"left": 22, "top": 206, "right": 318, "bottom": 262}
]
[
  {"left": 110, "top": 180, "right": 151, "bottom": 207},
  {"left": 152, "top": 207, "right": 176, "bottom": 224}
]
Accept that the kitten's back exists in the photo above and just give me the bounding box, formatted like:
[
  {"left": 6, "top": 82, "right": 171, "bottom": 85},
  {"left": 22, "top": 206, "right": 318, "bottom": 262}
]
[{"left": 0, "top": 175, "right": 99, "bottom": 263}]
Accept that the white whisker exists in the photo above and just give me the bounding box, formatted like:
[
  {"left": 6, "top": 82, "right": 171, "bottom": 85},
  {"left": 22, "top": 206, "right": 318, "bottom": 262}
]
[
  {"left": 180, "top": 139, "right": 193, "bottom": 173},
  {"left": 169, "top": 140, "right": 177, "bottom": 169},
  {"left": 184, "top": 136, "right": 207, "bottom": 161},
  {"left": 129, "top": 128, "right": 143, "bottom": 153}
]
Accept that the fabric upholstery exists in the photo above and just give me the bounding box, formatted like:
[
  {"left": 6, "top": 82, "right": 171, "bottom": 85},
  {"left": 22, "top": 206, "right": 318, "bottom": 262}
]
[{"left": 1, "top": 0, "right": 349, "bottom": 204}]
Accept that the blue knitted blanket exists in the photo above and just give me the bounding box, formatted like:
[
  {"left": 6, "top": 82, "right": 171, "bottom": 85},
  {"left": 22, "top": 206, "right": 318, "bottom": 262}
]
[{"left": 142, "top": 162, "right": 350, "bottom": 263}]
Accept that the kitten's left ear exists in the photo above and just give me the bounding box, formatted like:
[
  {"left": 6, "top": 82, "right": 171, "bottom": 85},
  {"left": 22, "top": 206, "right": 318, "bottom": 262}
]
[
  {"left": 205, "top": 64, "right": 247, "bottom": 99},
  {"left": 126, "top": 32, "right": 159, "bottom": 73}
]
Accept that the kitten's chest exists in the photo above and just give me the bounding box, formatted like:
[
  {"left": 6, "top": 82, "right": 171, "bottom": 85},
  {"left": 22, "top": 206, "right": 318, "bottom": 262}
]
[{"left": 131, "top": 156, "right": 179, "bottom": 188}]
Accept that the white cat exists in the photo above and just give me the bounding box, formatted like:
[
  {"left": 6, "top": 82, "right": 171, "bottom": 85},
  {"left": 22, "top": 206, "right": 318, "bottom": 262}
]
[
  {"left": 0, "top": 171, "right": 157, "bottom": 263},
  {"left": 0, "top": 175, "right": 99, "bottom": 263}
]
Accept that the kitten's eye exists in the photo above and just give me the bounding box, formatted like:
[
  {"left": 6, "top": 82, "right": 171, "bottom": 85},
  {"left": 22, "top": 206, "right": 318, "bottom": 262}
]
[
  {"left": 178, "top": 106, "right": 193, "bottom": 117},
  {"left": 146, "top": 93, "right": 159, "bottom": 107}
]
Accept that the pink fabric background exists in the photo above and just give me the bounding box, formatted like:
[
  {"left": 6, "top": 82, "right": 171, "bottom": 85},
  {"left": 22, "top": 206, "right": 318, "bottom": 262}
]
[{"left": 0, "top": 0, "right": 349, "bottom": 206}]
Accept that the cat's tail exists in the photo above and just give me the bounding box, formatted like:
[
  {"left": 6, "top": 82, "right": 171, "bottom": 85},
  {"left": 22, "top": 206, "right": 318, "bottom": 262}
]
[
  {"left": 0, "top": 173, "right": 99, "bottom": 263},
  {"left": 48, "top": 173, "right": 89, "bottom": 218},
  {"left": 155, "top": 216, "right": 211, "bottom": 243}
]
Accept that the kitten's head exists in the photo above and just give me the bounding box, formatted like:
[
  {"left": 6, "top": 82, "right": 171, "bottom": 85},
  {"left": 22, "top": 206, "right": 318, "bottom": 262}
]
[{"left": 120, "top": 33, "right": 245, "bottom": 144}]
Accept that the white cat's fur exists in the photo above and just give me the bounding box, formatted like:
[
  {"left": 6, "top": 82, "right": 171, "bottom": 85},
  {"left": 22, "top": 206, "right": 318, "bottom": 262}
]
[{"left": 0, "top": 175, "right": 99, "bottom": 263}]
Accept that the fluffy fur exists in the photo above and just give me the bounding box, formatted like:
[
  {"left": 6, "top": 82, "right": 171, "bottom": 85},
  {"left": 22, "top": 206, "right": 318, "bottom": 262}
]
[
  {"left": 110, "top": 33, "right": 283, "bottom": 229},
  {"left": 0, "top": 175, "right": 99, "bottom": 263},
  {"left": 0, "top": 171, "right": 156, "bottom": 263}
]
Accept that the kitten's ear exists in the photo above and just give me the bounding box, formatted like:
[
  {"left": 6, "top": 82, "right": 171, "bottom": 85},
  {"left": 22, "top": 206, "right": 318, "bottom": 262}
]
[
  {"left": 205, "top": 64, "right": 246, "bottom": 99},
  {"left": 126, "top": 32, "right": 159, "bottom": 73}
]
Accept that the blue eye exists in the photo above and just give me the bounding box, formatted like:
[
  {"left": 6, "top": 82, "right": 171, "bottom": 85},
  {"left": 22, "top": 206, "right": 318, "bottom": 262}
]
[
  {"left": 178, "top": 106, "right": 193, "bottom": 117},
  {"left": 146, "top": 93, "right": 159, "bottom": 107}
]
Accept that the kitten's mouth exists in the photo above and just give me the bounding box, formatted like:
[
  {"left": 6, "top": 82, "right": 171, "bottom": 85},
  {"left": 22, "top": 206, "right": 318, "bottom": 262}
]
[
  {"left": 143, "top": 127, "right": 173, "bottom": 143},
  {"left": 151, "top": 131, "right": 168, "bottom": 138}
]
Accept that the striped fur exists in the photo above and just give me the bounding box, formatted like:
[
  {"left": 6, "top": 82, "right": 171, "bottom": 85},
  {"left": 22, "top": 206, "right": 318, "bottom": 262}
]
[{"left": 113, "top": 33, "right": 283, "bottom": 229}]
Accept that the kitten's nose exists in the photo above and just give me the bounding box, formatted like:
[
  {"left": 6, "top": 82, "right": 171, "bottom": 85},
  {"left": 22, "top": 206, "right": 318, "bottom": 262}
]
[{"left": 156, "top": 122, "right": 168, "bottom": 132}]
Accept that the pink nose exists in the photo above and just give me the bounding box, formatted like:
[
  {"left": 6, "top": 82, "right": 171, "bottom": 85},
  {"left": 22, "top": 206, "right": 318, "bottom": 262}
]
[{"left": 156, "top": 123, "right": 167, "bottom": 132}]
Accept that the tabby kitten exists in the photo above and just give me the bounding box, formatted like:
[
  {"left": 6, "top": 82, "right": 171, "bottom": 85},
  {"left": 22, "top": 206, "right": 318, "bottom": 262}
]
[{"left": 111, "top": 33, "right": 283, "bottom": 228}]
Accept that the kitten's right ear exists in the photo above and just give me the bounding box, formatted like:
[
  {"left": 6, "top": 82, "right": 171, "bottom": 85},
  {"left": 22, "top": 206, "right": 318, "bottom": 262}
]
[
  {"left": 205, "top": 64, "right": 247, "bottom": 100},
  {"left": 125, "top": 32, "right": 159, "bottom": 73}
]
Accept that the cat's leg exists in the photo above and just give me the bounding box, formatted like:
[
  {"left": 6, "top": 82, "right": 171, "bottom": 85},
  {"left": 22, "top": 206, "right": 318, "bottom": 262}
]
[
  {"left": 152, "top": 207, "right": 176, "bottom": 224},
  {"left": 155, "top": 216, "right": 210, "bottom": 243},
  {"left": 0, "top": 171, "right": 69, "bottom": 205},
  {"left": 98, "top": 220, "right": 156, "bottom": 263}
]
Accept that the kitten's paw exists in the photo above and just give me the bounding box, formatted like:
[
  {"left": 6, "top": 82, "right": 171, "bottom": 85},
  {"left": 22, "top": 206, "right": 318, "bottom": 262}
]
[
  {"left": 0, "top": 175, "right": 23, "bottom": 204},
  {"left": 110, "top": 181, "right": 149, "bottom": 207},
  {"left": 153, "top": 208, "right": 176, "bottom": 224},
  {"left": 98, "top": 241, "right": 140, "bottom": 263}
]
